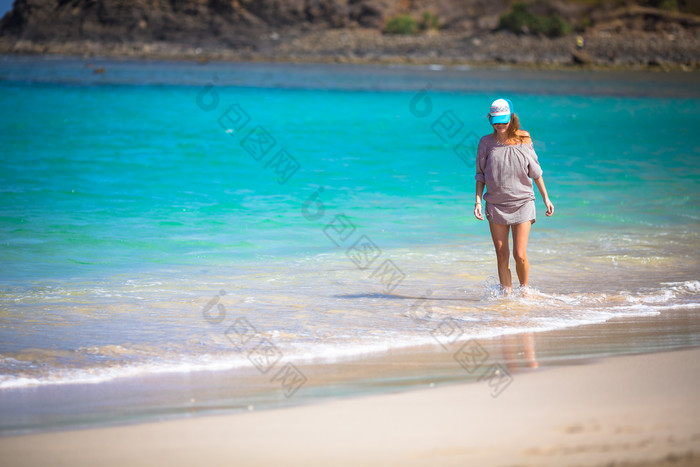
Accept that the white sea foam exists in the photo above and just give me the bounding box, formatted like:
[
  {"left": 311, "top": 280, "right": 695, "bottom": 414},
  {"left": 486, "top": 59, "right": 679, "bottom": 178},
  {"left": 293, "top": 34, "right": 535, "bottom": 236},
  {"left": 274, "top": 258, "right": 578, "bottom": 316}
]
[{"left": 1, "top": 271, "right": 698, "bottom": 391}]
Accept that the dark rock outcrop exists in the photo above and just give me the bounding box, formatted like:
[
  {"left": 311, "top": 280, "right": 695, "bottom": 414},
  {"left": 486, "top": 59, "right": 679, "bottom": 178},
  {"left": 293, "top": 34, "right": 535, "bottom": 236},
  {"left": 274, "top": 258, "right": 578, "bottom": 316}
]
[
  {"left": 0, "top": 0, "right": 507, "bottom": 46},
  {"left": 1, "top": 0, "right": 699, "bottom": 69}
]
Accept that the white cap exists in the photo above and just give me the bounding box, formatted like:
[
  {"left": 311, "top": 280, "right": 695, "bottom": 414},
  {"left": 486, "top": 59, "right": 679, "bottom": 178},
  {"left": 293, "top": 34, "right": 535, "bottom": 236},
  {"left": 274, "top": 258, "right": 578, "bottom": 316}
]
[{"left": 489, "top": 98, "right": 513, "bottom": 124}]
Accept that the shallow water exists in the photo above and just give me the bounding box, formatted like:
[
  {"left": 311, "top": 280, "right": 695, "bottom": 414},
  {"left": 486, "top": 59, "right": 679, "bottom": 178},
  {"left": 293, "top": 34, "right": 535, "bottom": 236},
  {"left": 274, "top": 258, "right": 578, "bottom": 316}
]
[{"left": 1, "top": 57, "right": 699, "bottom": 431}]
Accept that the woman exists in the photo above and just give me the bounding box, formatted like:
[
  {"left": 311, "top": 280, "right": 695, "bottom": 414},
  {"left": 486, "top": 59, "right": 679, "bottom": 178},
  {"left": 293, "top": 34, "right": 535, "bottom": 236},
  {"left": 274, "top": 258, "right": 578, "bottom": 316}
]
[{"left": 474, "top": 98, "right": 554, "bottom": 295}]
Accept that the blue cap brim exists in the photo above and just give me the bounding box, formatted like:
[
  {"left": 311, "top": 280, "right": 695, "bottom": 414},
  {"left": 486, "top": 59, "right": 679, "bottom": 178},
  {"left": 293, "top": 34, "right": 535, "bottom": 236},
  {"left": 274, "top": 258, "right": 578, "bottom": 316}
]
[{"left": 490, "top": 114, "right": 511, "bottom": 124}]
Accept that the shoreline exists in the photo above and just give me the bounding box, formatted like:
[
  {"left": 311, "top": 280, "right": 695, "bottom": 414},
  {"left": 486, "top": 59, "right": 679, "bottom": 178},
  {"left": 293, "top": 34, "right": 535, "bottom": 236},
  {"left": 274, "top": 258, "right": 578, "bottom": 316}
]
[
  {"left": 1, "top": 345, "right": 698, "bottom": 466},
  {"left": 2, "top": 27, "right": 699, "bottom": 72},
  {"left": 1, "top": 306, "right": 699, "bottom": 438}
]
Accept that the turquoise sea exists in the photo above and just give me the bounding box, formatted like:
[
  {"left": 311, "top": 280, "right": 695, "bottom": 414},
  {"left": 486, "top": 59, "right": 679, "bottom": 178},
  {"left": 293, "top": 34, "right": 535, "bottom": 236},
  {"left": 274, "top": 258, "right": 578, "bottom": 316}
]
[{"left": 1, "top": 57, "right": 699, "bottom": 433}]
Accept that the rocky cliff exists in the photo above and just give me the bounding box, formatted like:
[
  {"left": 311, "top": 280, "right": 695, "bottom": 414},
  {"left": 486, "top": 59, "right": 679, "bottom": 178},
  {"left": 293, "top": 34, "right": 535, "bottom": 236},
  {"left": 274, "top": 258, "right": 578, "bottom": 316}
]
[
  {"left": 1, "top": 0, "right": 699, "bottom": 69},
  {"left": 0, "top": 0, "right": 506, "bottom": 45}
]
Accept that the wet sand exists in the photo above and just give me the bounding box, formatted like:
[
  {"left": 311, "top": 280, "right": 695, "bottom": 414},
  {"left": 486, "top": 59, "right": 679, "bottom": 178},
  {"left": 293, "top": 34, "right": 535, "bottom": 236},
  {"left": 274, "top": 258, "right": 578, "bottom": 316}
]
[
  {"left": 1, "top": 308, "right": 699, "bottom": 466},
  {"left": 1, "top": 347, "right": 698, "bottom": 466}
]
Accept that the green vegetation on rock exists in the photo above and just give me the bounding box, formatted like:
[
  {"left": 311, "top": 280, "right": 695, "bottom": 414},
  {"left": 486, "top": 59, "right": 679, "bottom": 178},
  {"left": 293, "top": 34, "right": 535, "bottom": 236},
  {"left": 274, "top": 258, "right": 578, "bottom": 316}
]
[
  {"left": 384, "top": 14, "right": 419, "bottom": 34},
  {"left": 384, "top": 12, "right": 440, "bottom": 34},
  {"left": 420, "top": 12, "right": 440, "bottom": 31},
  {"left": 499, "top": 2, "right": 574, "bottom": 37}
]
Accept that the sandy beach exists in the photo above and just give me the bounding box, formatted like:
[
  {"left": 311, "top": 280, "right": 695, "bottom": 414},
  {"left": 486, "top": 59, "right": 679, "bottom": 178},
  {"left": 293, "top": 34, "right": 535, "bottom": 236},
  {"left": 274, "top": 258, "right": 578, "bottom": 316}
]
[{"left": 2, "top": 334, "right": 699, "bottom": 466}]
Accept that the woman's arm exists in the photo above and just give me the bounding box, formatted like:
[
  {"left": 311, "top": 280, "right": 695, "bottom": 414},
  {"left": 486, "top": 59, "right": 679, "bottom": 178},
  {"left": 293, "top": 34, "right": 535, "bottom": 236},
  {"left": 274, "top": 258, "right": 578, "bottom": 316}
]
[
  {"left": 533, "top": 176, "right": 554, "bottom": 217},
  {"left": 475, "top": 180, "right": 485, "bottom": 220}
]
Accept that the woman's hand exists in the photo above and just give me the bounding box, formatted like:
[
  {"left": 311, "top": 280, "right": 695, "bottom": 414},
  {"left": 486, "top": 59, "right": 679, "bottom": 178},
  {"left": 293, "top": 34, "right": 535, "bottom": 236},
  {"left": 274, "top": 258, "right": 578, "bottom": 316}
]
[
  {"left": 474, "top": 181, "right": 485, "bottom": 220},
  {"left": 544, "top": 198, "right": 554, "bottom": 217},
  {"left": 474, "top": 203, "right": 484, "bottom": 220},
  {"left": 533, "top": 177, "right": 553, "bottom": 217}
]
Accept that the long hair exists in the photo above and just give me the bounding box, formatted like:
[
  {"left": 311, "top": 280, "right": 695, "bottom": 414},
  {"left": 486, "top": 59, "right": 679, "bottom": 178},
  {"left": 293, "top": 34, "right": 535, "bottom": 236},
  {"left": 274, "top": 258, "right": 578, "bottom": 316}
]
[{"left": 493, "top": 113, "right": 524, "bottom": 142}]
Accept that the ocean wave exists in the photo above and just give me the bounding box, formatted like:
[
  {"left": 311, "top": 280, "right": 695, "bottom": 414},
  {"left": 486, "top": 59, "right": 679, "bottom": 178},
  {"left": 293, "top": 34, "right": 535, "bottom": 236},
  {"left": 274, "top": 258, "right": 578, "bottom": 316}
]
[{"left": 0, "top": 279, "right": 698, "bottom": 390}]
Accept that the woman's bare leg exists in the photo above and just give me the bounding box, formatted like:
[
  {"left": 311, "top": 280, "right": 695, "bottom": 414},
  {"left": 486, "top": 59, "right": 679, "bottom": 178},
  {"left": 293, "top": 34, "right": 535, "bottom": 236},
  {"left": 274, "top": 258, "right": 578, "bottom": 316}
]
[
  {"left": 511, "top": 220, "right": 533, "bottom": 287},
  {"left": 489, "top": 221, "right": 512, "bottom": 293}
]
